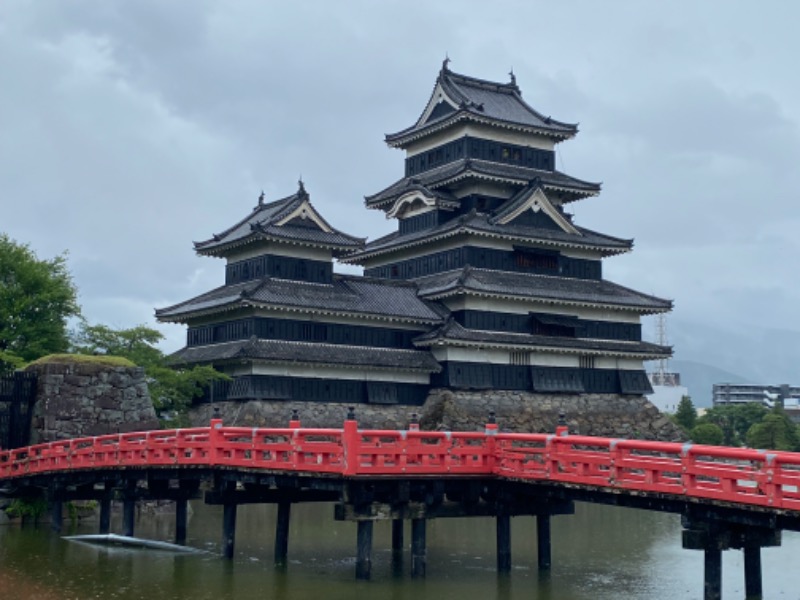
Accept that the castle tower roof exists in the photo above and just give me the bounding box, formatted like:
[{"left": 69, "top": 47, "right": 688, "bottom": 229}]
[
  {"left": 385, "top": 61, "right": 578, "bottom": 148},
  {"left": 194, "top": 183, "right": 365, "bottom": 258}
]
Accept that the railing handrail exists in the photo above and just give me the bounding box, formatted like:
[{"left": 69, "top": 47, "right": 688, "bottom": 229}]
[{"left": 2, "top": 423, "right": 799, "bottom": 512}]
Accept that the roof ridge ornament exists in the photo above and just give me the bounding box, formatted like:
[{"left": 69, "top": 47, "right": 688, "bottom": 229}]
[
  {"left": 258, "top": 190, "right": 264, "bottom": 207},
  {"left": 442, "top": 54, "right": 451, "bottom": 73},
  {"left": 509, "top": 68, "right": 516, "bottom": 86},
  {"left": 298, "top": 177, "right": 307, "bottom": 197}
]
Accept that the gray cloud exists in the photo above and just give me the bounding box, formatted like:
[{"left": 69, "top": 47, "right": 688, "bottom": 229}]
[{"left": 2, "top": 1, "right": 799, "bottom": 384}]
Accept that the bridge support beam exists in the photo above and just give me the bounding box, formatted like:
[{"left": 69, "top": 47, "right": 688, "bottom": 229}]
[
  {"left": 683, "top": 518, "right": 780, "bottom": 600},
  {"left": 274, "top": 501, "right": 291, "bottom": 568},
  {"left": 411, "top": 518, "right": 426, "bottom": 578},
  {"left": 496, "top": 513, "right": 511, "bottom": 573},
  {"left": 355, "top": 520, "right": 373, "bottom": 580},
  {"left": 537, "top": 513, "right": 552, "bottom": 571}
]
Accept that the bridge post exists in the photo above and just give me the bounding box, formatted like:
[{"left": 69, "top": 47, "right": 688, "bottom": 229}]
[
  {"left": 411, "top": 518, "right": 426, "bottom": 578},
  {"left": 342, "top": 407, "right": 359, "bottom": 476},
  {"left": 289, "top": 409, "right": 301, "bottom": 429},
  {"left": 537, "top": 513, "right": 552, "bottom": 571},
  {"left": 355, "top": 520, "right": 373, "bottom": 580},
  {"left": 274, "top": 501, "right": 291, "bottom": 568},
  {"left": 496, "top": 513, "right": 511, "bottom": 573}
]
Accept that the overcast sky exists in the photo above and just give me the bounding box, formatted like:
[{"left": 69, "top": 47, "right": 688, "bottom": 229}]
[{"left": 2, "top": 1, "right": 799, "bottom": 385}]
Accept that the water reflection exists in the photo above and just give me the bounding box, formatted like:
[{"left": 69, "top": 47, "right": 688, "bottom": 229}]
[{"left": 0, "top": 501, "right": 797, "bottom": 599}]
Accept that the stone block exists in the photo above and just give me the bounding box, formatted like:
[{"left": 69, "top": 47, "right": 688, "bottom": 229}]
[{"left": 96, "top": 396, "right": 120, "bottom": 410}]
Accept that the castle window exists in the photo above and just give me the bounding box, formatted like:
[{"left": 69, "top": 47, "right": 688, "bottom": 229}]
[
  {"left": 579, "top": 355, "right": 595, "bottom": 369},
  {"left": 515, "top": 248, "right": 558, "bottom": 271}
]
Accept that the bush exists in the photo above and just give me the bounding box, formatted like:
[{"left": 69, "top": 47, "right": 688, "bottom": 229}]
[{"left": 690, "top": 423, "right": 724, "bottom": 445}]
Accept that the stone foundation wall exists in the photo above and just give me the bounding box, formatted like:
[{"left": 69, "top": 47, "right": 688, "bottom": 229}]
[
  {"left": 188, "top": 388, "right": 683, "bottom": 441},
  {"left": 25, "top": 360, "right": 160, "bottom": 443}
]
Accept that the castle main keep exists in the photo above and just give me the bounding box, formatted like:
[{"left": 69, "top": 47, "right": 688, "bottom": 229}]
[{"left": 156, "top": 63, "right": 674, "bottom": 435}]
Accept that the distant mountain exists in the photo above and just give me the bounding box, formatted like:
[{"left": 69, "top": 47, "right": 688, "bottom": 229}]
[{"left": 667, "top": 359, "right": 749, "bottom": 408}]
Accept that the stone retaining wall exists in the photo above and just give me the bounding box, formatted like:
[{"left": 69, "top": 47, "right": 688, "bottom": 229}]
[
  {"left": 25, "top": 361, "right": 160, "bottom": 443},
  {"left": 188, "top": 388, "right": 683, "bottom": 441}
]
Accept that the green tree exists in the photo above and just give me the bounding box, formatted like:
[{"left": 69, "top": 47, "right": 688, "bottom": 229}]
[
  {"left": 696, "top": 403, "right": 769, "bottom": 447},
  {"left": 746, "top": 411, "right": 799, "bottom": 451},
  {"left": 71, "top": 322, "right": 227, "bottom": 421},
  {"left": 690, "top": 423, "right": 724, "bottom": 445},
  {"left": 71, "top": 323, "right": 163, "bottom": 368},
  {"left": 0, "top": 235, "right": 80, "bottom": 370},
  {"left": 673, "top": 395, "right": 697, "bottom": 431}
]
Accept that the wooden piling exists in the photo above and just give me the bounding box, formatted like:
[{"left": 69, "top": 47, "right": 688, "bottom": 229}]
[
  {"left": 355, "top": 520, "right": 373, "bottom": 580},
  {"left": 496, "top": 513, "right": 511, "bottom": 572},
  {"left": 99, "top": 496, "right": 111, "bottom": 534},
  {"left": 175, "top": 498, "right": 188, "bottom": 545},
  {"left": 50, "top": 500, "right": 63, "bottom": 533},
  {"left": 744, "top": 544, "right": 763, "bottom": 600},
  {"left": 391, "top": 518, "right": 404, "bottom": 571},
  {"left": 704, "top": 546, "right": 722, "bottom": 600},
  {"left": 537, "top": 513, "right": 551, "bottom": 571},
  {"left": 274, "top": 501, "right": 291, "bottom": 567},
  {"left": 222, "top": 503, "right": 237, "bottom": 559},
  {"left": 122, "top": 499, "right": 135, "bottom": 537},
  {"left": 411, "top": 518, "right": 426, "bottom": 578}
]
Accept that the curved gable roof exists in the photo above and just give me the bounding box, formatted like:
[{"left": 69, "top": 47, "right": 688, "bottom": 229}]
[
  {"left": 386, "top": 63, "right": 577, "bottom": 147},
  {"left": 194, "top": 184, "right": 365, "bottom": 257}
]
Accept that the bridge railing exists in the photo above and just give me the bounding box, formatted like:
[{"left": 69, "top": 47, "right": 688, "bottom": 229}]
[
  {"left": 210, "top": 424, "right": 345, "bottom": 473},
  {"left": 493, "top": 433, "right": 800, "bottom": 510},
  {"left": 344, "top": 428, "right": 492, "bottom": 475},
  {"left": 2, "top": 421, "right": 800, "bottom": 512}
]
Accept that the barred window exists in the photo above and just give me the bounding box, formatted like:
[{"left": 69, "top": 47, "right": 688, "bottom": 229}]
[
  {"left": 579, "top": 355, "right": 595, "bottom": 369},
  {"left": 510, "top": 351, "right": 531, "bottom": 366}
]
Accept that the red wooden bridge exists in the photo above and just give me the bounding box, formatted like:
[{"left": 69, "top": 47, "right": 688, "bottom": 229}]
[{"left": 2, "top": 415, "right": 799, "bottom": 600}]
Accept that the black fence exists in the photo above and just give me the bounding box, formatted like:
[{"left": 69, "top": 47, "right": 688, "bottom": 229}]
[{"left": 0, "top": 372, "right": 38, "bottom": 449}]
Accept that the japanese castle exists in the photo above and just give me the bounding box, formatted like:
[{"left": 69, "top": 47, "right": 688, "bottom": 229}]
[{"left": 156, "top": 62, "right": 672, "bottom": 411}]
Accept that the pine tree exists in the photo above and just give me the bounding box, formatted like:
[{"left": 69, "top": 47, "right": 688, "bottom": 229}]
[{"left": 674, "top": 395, "right": 697, "bottom": 432}]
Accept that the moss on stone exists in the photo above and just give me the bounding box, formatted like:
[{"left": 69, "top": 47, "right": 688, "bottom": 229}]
[{"left": 26, "top": 353, "right": 136, "bottom": 368}]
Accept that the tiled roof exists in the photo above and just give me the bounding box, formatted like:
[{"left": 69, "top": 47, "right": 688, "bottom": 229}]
[
  {"left": 414, "top": 319, "right": 671, "bottom": 358},
  {"left": 414, "top": 267, "right": 672, "bottom": 314},
  {"left": 364, "top": 159, "right": 600, "bottom": 209},
  {"left": 194, "top": 185, "right": 365, "bottom": 256},
  {"left": 169, "top": 338, "right": 441, "bottom": 372},
  {"left": 155, "top": 274, "right": 446, "bottom": 323},
  {"left": 343, "top": 210, "right": 631, "bottom": 263},
  {"left": 386, "top": 65, "right": 577, "bottom": 146}
]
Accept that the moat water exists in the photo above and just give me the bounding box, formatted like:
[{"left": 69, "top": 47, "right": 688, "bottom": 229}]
[{"left": 1, "top": 501, "right": 798, "bottom": 600}]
